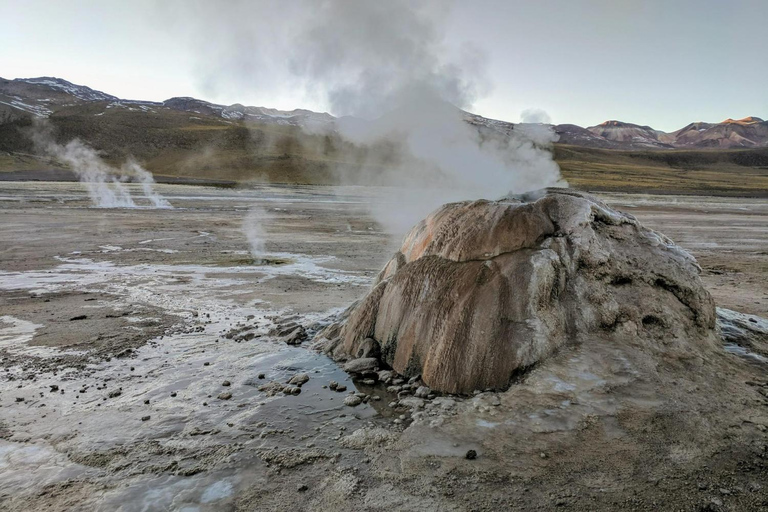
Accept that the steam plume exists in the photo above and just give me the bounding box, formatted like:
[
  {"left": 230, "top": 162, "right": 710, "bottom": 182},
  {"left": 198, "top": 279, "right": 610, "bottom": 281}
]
[
  {"left": 242, "top": 207, "right": 271, "bottom": 263},
  {"left": 30, "top": 120, "right": 171, "bottom": 209},
  {"left": 172, "top": 0, "right": 564, "bottom": 233}
]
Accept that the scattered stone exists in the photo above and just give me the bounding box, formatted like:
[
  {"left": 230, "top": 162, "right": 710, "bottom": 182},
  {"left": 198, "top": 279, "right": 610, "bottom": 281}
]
[
  {"left": 170, "top": 392, "right": 177, "bottom": 397},
  {"left": 297, "top": 484, "right": 309, "bottom": 492},
  {"left": 465, "top": 450, "right": 477, "bottom": 460},
  {"left": 284, "top": 386, "right": 302, "bottom": 396},
  {"left": 329, "top": 380, "right": 339, "bottom": 391},
  {"left": 343, "top": 395, "right": 363, "bottom": 407},
  {"left": 287, "top": 373, "right": 310, "bottom": 386},
  {"left": 222, "top": 380, "right": 231, "bottom": 387},
  {"left": 15, "top": 397, "right": 24, "bottom": 402},
  {"left": 204, "top": 362, "right": 210, "bottom": 366},
  {"left": 49, "top": 385, "right": 59, "bottom": 392},
  {"left": 281, "top": 326, "right": 307, "bottom": 345},
  {"left": 144, "top": 399, "right": 150, "bottom": 405},
  {"left": 141, "top": 415, "right": 150, "bottom": 421},
  {"left": 414, "top": 386, "right": 431, "bottom": 398},
  {"left": 258, "top": 381, "right": 287, "bottom": 397},
  {"left": 69, "top": 315, "right": 87, "bottom": 321},
  {"left": 258, "top": 373, "right": 266, "bottom": 379},
  {"left": 108, "top": 390, "right": 122, "bottom": 398},
  {"left": 218, "top": 392, "right": 233, "bottom": 400},
  {"left": 336, "top": 385, "right": 347, "bottom": 393}
]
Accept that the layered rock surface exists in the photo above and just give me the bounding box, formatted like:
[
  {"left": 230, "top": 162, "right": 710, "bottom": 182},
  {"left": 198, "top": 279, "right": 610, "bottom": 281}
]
[{"left": 325, "top": 189, "right": 720, "bottom": 394}]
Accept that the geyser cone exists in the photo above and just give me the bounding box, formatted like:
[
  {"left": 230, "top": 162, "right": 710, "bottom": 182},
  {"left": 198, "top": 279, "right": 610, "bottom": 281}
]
[{"left": 325, "top": 189, "right": 719, "bottom": 394}]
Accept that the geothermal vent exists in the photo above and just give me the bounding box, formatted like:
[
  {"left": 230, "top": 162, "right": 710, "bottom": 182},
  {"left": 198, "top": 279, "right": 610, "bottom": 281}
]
[{"left": 322, "top": 189, "right": 719, "bottom": 394}]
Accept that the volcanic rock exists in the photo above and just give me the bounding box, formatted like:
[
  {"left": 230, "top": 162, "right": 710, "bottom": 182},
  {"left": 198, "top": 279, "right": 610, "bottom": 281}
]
[{"left": 329, "top": 189, "right": 719, "bottom": 394}]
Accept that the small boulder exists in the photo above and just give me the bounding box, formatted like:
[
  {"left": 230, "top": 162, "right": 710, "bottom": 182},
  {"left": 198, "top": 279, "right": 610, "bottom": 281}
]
[
  {"left": 287, "top": 373, "right": 310, "bottom": 386},
  {"left": 343, "top": 358, "right": 379, "bottom": 374},
  {"left": 281, "top": 326, "right": 307, "bottom": 345},
  {"left": 343, "top": 395, "right": 363, "bottom": 407}
]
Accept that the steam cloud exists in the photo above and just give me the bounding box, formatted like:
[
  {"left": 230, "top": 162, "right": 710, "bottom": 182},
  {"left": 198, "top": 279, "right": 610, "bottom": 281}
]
[
  {"left": 172, "top": 0, "right": 564, "bottom": 233},
  {"left": 242, "top": 207, "right": 271, "bottom": 263},
  {"left": 520, "top": 108, "right": 553, "bottom": 124},
  {"left": 30, "top": 120, "right": 171, "bottom": 209}
]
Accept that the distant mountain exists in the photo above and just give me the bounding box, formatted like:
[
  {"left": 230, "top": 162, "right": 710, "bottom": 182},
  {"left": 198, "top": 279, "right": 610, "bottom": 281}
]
[
  {"left": 666, "top": 116, "right": 768, "bottom": 148},
  {"left": 0, "top": 76, "right": 766, "bottom": 150},
  {"left": 585, "top": 120, "right": 671, "bottom": 148},
  {"left": 0, "top": 77, "right": 333, "bottom": 128}
]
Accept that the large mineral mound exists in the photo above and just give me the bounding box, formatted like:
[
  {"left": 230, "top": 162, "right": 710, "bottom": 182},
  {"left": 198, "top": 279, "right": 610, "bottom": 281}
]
[{"left": 327, "top": 189, "right": 720, "bottom": 394}]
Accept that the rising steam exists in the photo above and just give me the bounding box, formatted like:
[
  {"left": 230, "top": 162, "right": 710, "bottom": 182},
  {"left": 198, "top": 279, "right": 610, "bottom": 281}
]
[
  {"left": 242, "top": 207, "right": 271, "bottom": 263},
  {"left": 171, "top": 0, "right": 564, "bottom": 233},
  {"left": 30, "top": 120, "right": 171, "bottom": 209}
]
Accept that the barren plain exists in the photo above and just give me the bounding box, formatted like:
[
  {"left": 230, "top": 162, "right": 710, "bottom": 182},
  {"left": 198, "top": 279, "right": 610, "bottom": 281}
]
[{"left": 0, "top": 182, "right": 767, "bottom": 511}]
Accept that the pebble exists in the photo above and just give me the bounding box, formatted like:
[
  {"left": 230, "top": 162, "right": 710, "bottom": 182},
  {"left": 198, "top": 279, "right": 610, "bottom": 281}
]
[
  {"left": 222, "top": 380, "right": 231, "bottom": 387},
  {"left": 284, "top": 386, "right": 302, "bottom": 395},
  {"left": 465, "top": 450, "right": 477, "bottom": 460},
  {"left": 218, "top": 392, "right": 233, "bottom": 400},
  {"left": 141, "top": 415, "right": 150, "bottom": 421},
  {"left": 258, "top": 373, "right": 265, "bottom": 379}
]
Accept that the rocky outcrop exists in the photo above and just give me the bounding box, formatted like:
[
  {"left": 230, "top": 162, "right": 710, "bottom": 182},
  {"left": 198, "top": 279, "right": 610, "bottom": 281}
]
[{"left": 323, "top": 189, "right": 720, "bottom": 394}]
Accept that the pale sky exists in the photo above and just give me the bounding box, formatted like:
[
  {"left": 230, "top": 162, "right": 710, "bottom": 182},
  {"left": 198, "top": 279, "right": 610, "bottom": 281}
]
[{"left": 1, "top": 0, "right": 766, "bottom": 132}]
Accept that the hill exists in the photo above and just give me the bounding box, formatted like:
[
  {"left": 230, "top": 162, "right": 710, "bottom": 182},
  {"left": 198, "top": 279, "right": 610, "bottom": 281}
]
[{"left": 1, "top": 76, "right": 767, "bottom": 196}]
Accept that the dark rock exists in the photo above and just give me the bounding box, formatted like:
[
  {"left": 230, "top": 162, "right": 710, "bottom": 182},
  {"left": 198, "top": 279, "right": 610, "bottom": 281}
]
[{"left": 355, "top": 337, "right": 381, "bottom": 359}]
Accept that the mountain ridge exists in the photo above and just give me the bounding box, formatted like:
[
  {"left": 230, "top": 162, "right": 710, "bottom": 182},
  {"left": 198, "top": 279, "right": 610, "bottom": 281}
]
[{"left": 1, "top": 76, "right": 765, "bottom": 150}]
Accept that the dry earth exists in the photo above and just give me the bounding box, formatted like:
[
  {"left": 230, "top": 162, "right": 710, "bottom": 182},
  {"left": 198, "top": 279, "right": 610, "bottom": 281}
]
[{"left": 0, "top": 182, "right": 766, "bottom": 511}]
